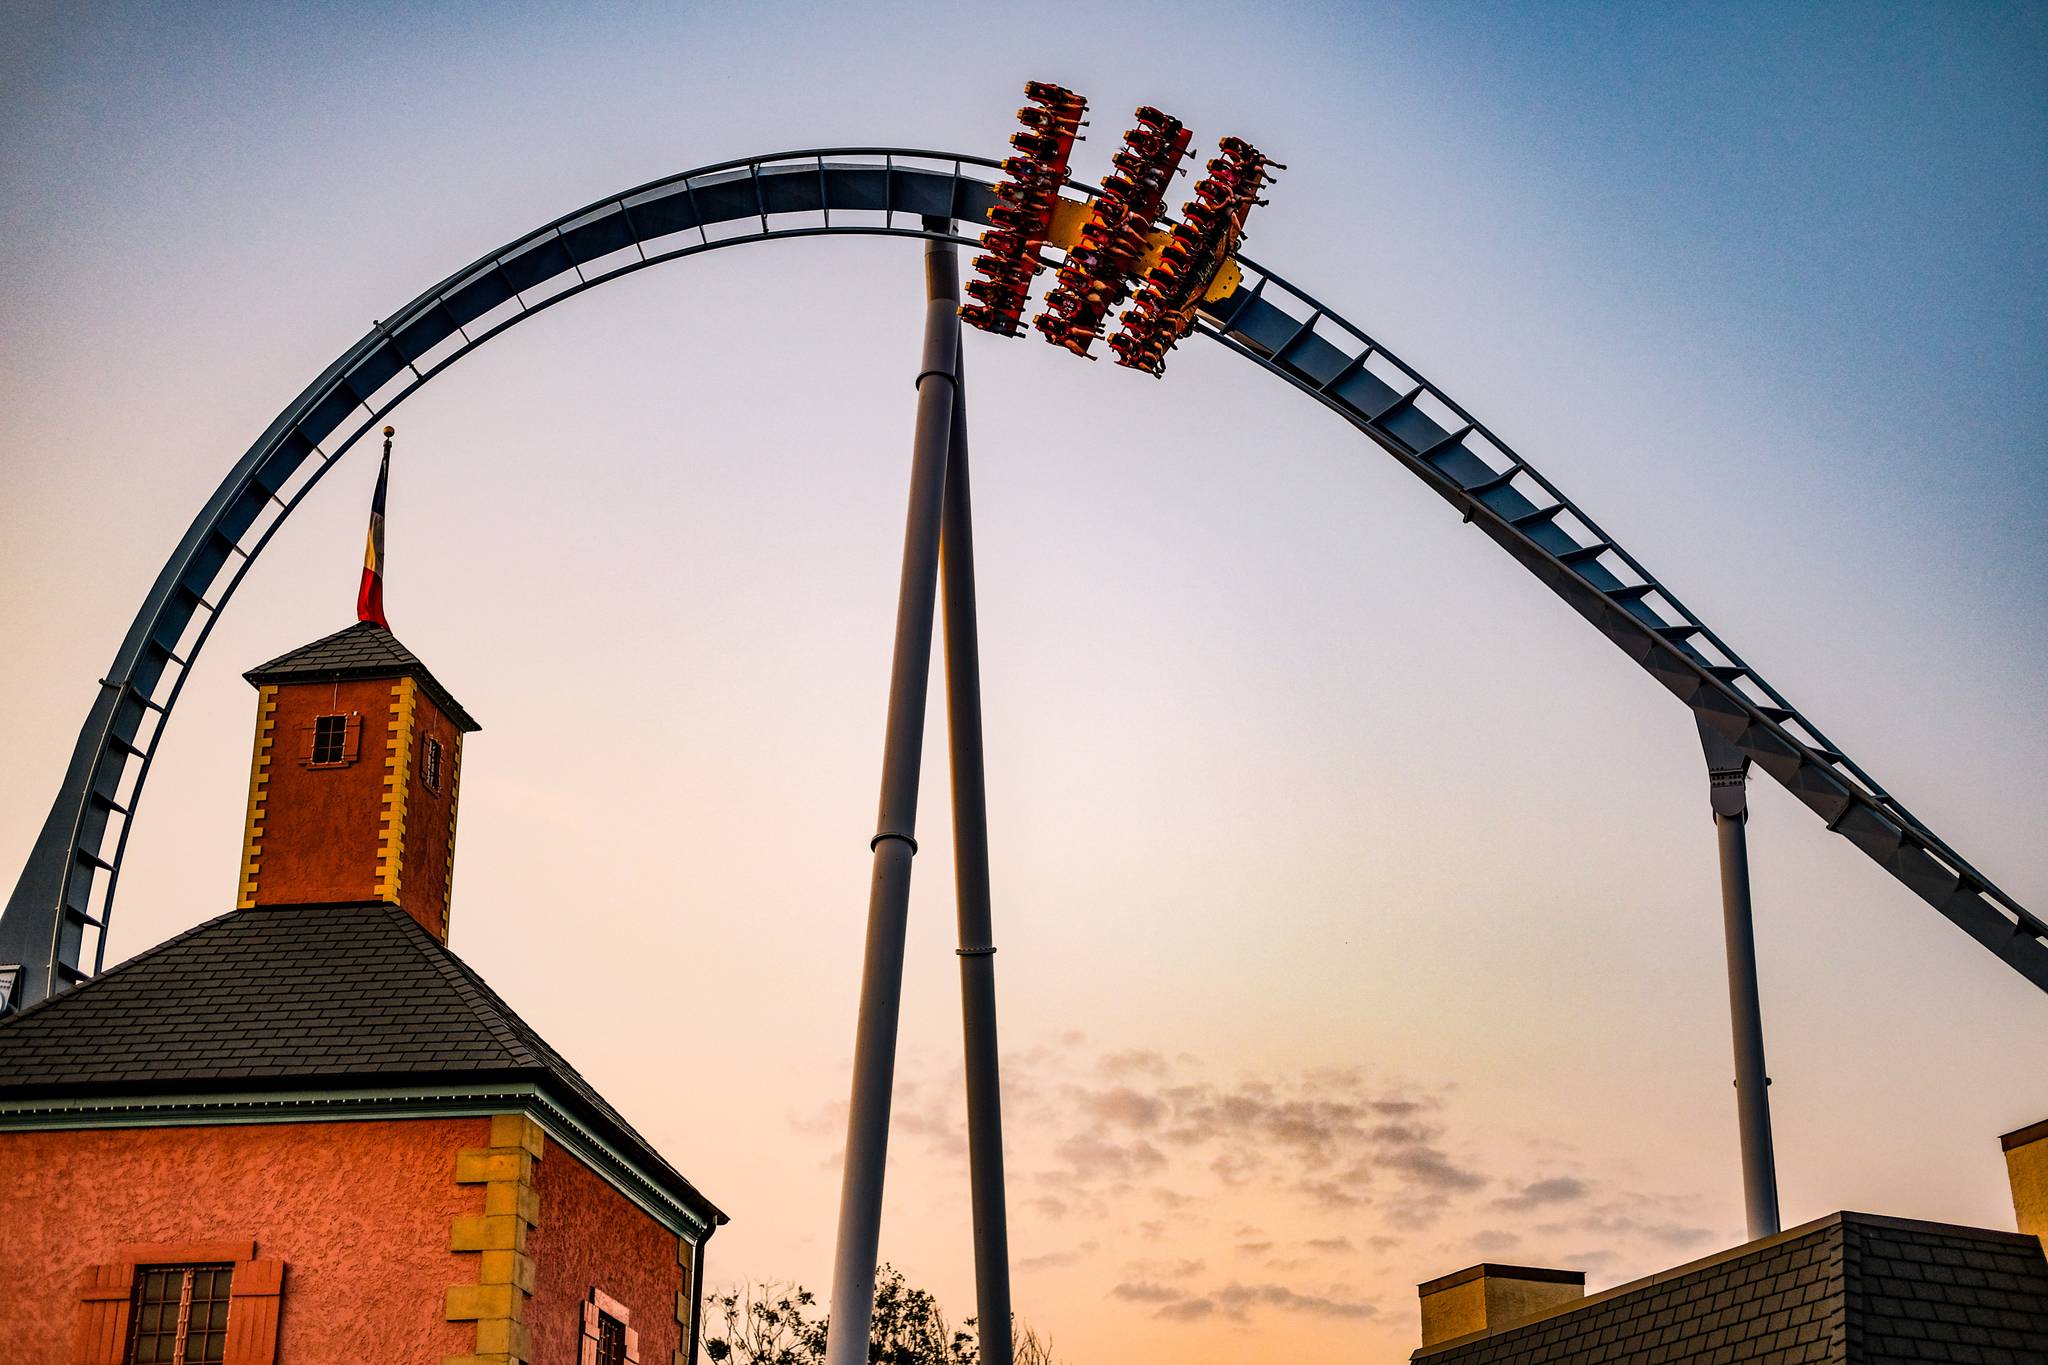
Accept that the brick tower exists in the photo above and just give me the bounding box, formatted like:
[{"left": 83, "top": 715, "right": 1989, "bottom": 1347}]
[{"left": 237, "top": 621, "right": 480, "bottom": 940}]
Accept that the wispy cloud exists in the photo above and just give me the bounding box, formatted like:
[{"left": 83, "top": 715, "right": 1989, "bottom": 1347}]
[{"left": 785, "top": 1034, "right": 1724, "bottom": 1342}]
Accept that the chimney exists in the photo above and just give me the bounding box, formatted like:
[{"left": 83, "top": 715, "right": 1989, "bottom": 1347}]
[
  {"left": 238, "top": 622, "right": 479, "bottom": 941},
  {"left": 2002, "top": 1118, "right": 2048, "bottom": 1244},
  {"left": 1417, "top": 1263, "right": 1585, "bottom": 1348}
]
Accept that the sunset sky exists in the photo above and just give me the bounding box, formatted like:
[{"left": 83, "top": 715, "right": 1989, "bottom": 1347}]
[{"left": 3, "top": 3, "right": 2044, "bottom": 1361}]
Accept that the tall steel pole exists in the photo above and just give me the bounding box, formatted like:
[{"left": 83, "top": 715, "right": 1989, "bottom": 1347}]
[
  {"left": 1699, "top": 720, "right": 1781, "bottom": 1241},
  {"left": 824, "top": 225, "right": 962, "bottom": 1365},
  {"left": 938, "top": 345, "right": 1015, "bottom": 1362}
]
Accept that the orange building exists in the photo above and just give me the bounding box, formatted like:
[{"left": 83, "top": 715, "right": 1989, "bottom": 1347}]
[{"left": 0, "top": 622, "right": 725, "bottom": 1365}]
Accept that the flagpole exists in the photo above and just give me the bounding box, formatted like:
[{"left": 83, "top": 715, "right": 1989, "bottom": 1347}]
[{"left": 358, "top": 426, "right": 393, "bottom": 629}]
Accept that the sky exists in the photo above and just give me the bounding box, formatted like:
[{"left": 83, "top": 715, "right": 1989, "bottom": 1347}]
[{"left": 2, "top": 2, "right": 2045, "bottom": 1360}]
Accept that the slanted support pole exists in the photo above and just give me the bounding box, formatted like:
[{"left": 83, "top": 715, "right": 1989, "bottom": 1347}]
[
  {"left": 1699, "top": 719, "right": 1781, "bottom": 1241},
  {"left": 824, "top": 224, "right": 962, "bottom": 1365},
  {"left": 939, "top": 344, "right": 1014, "bottom": 1362}
]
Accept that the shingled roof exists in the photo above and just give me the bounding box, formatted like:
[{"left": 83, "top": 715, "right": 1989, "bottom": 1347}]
[
  {"left": 244, "top": 621, "right": 479, "bottom": 731},
  {"left": 0, "top": 903, "right": 720, "bottom": 1225},
  {"left": 1414, "top": 1210, "right": 2048, "bottom": 1365}
]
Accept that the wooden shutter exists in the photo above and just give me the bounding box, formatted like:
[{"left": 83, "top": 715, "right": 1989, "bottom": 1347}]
[
  {"left": 72, "top": 1264, "right": 131, "bottom": 1365},
  {"left": 223, "top": 1258, "right": 284, "bottom": 1364}
]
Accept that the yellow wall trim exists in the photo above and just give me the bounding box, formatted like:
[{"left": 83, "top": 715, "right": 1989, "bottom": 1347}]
[
  {"left": 376, "top": 677, "right": 417, "bottom": 904},
  {"left": 236, "top": 685, "right": 278, "bottom": 909},
  {"left": 446, "top": 1112, "right": 545, "bottom": 1365},
  {"left": 441, "top": 733, "right": 465, "bottom": 938}
]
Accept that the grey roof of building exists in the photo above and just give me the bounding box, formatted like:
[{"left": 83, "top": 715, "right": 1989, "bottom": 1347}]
[
  {"left": 1413, "top": 1211, "right": 2048, "bottom": 1365},
  {"left": 244, "top": 621, "right": 479, "bottom": 731},
  {"left": 0, "top": 903, "right": 721, "bottom": 1225}
]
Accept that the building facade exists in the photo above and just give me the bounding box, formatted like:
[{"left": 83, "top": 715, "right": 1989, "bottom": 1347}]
[{"left": 0, "top": 622, "right": 724, "bottom": 1364}]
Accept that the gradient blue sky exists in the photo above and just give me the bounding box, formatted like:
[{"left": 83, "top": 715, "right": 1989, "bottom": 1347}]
[{"left": 3, "top": 4, "right": 2044, "bottom": 1360}]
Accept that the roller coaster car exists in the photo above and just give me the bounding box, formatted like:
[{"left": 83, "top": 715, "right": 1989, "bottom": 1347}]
[
  {"left": 1110, "top": 136, "right": 1281, "bottom": 375},
  {"left": 1034, "top": 107, "right": 1192, "bottom": 358},
  {"left": 963, "top": 81, "right": 1090, "bottom": 337}
]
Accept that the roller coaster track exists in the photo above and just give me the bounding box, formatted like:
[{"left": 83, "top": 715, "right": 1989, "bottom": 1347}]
[{"left": 3, "top": 148, "right": 2041, "bottom": 1011}]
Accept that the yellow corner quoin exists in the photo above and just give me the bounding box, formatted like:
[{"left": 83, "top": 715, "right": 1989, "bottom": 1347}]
[
  {"left": 447, "top": 1112, "right": 546, "bottom": 1365},
  {"left": 441, "top": 733, "right": 465, "bottom": 937},
  {"left": 237, "top": 685, "right": 279, "bottom": 909},
  {"left": 676, "top": 1237, "right": 698, "bottom": 1353},
  {"left": 377, "top": 677, "right": 418, "bottom": 905},
  {"left": 1037, "top": 195, "right": 1242, "bottom": 304}
]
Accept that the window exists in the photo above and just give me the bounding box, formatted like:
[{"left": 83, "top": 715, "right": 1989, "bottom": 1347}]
[
  {"left": 310, "top": 714, "right": 349, "bottom": 766},
  {"left": 78, "top": 1243, "right": 280, "bottom": 1365},
  {"left": 127, "top": 1263, "right": 233, "bottom": 1365},
  {"left": 421, "top": 735, "right": 444, "bottom": 793},
  {"left": 580, "top": 1287, "right": 638, "bottom": 1365}
]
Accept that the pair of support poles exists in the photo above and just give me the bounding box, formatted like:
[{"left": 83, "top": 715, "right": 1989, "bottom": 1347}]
[
  {"left": 825, "top": 228, "right": 1013, "bottom": 1365},
  {"left": 817, "top": 231, "right": 1781, "bottom": 1362}
]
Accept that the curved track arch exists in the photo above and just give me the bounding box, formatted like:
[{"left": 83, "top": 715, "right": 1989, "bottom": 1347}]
[{"left": 4, "top": 147, "right": 2041, "bottom": 1009}]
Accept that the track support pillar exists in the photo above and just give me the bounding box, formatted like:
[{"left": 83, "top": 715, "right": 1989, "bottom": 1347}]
[
  {"left": 824, "top": 224, "right": 964, "bottom": 1365},
  {"left": 1700, "top": 719, "right": 1781, "bottom": 1242},
  {"left": 939, "top": 344, "right": 1015, "bottom": 1363}
]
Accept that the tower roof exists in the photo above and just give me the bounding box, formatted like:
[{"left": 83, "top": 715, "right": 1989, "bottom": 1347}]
[
  {"left": 0, "top": 903, "right": 721, "bottom": 1227},
  {"left": 245, "top": 621, "right": 479, "bottom": 731}
]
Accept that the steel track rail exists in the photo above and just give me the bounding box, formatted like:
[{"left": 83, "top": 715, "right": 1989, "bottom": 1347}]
[{"left": 2, "top": 148, "right": 2039, "bottom": 1011}]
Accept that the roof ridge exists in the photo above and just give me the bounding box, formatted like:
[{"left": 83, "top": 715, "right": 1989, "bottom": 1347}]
[
  {"left": 242, "top": 621, "right": 478, "bottom": 731},
  {"left": 392, "top": 913, "right": 550, "bottom": 1068}
]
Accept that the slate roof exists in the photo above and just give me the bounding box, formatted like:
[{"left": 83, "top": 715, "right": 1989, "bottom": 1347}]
[
  {"left": 245, "top": 621, "right": 479, "bottom": 731},
  {"left": 1414, "top": 1212, "right": 2048, "bottom": 1364},
  {"left": 0, "top": 903, "right": 721, "bottom": 1225}
]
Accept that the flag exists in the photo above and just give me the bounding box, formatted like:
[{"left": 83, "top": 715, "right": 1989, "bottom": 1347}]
[{"left": 356, "top": 426, "right": 393, "bottom": 628}]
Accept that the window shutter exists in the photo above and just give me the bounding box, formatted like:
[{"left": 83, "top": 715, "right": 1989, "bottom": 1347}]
[
  {"left": 624, "top": 1325, "right": 641, "bottom": 1364},
  {"left": 222, "top": 1258, "right": 284, "bottom": 1364},
  {"left": 73, "top": 1263, "right": 132, "bottom": 1365},
  {"left": 344, "top": 714, "right": 364, "bottom": 763},
  {"left": 299, "top": 723, "right": 318, "bottom": 767}
]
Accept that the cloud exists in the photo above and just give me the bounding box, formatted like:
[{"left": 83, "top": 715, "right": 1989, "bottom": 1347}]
[
  {"left": 1018, "top": 1239, "right": 1099, "bottom": 1273},
  {"left": 803, "top": 1033, "right": 1711, "bottom": 1351},
  {"left": 1120, "top": 1256, "right": 1207, "bottom": 1282},
  {"left": 1211, "top": 1281, "right": 1378, "bottom": 1321},
  {"left": 1098, "top": 1049, "right": 1170, "bottom": 1078},
  {"left": 1084, "top": 1086, "right": 1169, "bottom": 1130},
  {"left": 1375, "top": 1144, "right": 1486, "bottom": 1192},
  {"left": 1492, "top": 1176, "right": 1590, "bottom": 1211},
  {"left": 1054, "top": 1133, "right": 1167, "bottom": 1180}
]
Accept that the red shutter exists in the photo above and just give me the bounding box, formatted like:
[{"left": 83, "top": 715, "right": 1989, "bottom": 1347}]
[
  {"left": 223, "top": 1258, "right": 284, "bottom": 1364},
  {"left": 72, "top": 1264, "right": 131, "bottom": 1365},
  {"left": 344, "top": 714, "right": 364, "bottom": 763}
]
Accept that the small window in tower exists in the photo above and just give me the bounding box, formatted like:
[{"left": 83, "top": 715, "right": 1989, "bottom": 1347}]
[
  {"left": 421, "top": 735, "right": 444, "bottom": 793},
  {"left": 126, "top": 1263, "right": 233, "bottom": 1365},
  {"left": 310, "top": 714, "right": 349, "bottom": 766},
  {"left": 596, "top": 1312, "right": 628, "bottom": 1365}
]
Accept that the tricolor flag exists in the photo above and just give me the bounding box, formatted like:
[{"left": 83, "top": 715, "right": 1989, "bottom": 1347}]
[{"left": 356, "top": 426, "right": 393, "bottom": 629}]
